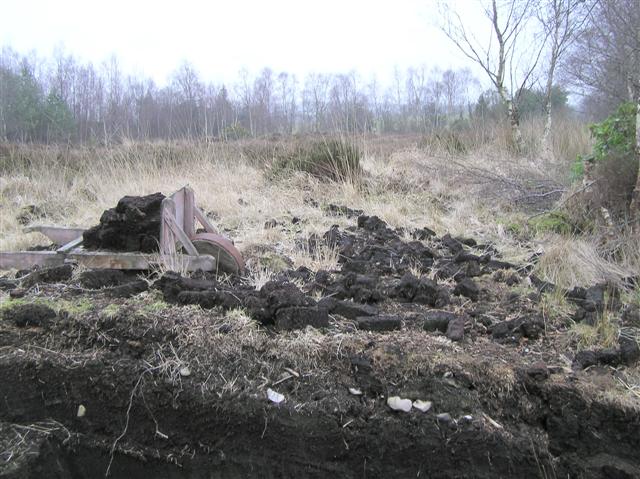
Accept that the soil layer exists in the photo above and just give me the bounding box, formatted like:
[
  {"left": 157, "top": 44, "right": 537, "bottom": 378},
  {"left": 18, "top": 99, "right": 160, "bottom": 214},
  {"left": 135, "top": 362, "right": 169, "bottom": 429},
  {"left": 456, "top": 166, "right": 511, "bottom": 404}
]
[{"left": 1, "top": 209, "right": 639, "bottom": 478}]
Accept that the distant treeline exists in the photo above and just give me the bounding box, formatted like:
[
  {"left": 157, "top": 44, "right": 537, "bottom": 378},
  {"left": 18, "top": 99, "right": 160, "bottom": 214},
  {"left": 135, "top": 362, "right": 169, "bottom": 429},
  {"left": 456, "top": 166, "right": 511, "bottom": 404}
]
[{"left": 0, "top": 46, "right": 568, "bottom": 144}]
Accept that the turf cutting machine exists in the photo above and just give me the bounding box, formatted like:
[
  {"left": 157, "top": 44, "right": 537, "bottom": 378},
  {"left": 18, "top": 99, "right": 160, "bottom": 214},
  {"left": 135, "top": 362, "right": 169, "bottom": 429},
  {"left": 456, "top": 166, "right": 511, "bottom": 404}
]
[{"left": 0, "top": 186, "right": 244, "bottom": 275}]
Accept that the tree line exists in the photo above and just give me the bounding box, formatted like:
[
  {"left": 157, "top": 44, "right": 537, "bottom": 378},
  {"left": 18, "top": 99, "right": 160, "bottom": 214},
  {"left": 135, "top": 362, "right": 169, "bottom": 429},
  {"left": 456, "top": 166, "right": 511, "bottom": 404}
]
[
  {"left": 0, "top": 45, "right": 571, "bottom": 144},
  {"left": 2, "top": 0, "right": 635, "bottom": 149}
]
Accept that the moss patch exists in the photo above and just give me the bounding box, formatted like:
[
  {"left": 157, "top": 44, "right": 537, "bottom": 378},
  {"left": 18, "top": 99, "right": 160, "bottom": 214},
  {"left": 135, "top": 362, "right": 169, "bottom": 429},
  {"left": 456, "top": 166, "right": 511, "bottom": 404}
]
[{"left": 528, "top": 212, "right": 574, "bottom": 235}]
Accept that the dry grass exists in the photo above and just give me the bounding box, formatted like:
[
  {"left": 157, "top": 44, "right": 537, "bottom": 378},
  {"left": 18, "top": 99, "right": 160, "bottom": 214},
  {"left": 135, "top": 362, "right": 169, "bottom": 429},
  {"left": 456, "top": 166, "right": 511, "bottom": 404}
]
[
  {"left": 534, "top": 236, "right": 635, "bottom": 289},
  {"left": 1, "top": 129, "right": 636, "bottom": 295}
]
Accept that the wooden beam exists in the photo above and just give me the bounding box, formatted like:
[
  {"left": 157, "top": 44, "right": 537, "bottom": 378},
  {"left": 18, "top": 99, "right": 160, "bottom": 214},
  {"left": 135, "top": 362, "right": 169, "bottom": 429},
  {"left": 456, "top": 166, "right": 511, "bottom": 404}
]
[
  {"left": 0, "top": 251, "right": 65, "bottom": 270},
  {"left": 183, "top": 186, "right": 196, "bottom": 238},
  {"left": 165, "top": 214, "right": 199, "bottom": 256},
  {"left": 194, "top": 207, "right": 218, "bottom": 234},
  {"left": 1, "top": 251, "right": 216, "bottom": 272},
  {"left": 160, "top": 198, "right": 176, "bottom": 256},
  {"left": 67, "top": 251, "right": 215, "bottom": 271},
  {"left": 56, "top": 236, "right": 83, "bottom": 253},
  {"left": 23, "top": 226, "right": 87, "bottom": 246},
  {"left": 172, "top": 188, "right": 185, "bottom": 233}
]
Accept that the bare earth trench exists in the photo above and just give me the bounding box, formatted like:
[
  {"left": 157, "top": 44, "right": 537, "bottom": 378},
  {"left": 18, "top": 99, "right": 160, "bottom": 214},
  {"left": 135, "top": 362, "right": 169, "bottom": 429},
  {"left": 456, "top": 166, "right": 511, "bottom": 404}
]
[{"left": 1, "top": 202, "right": 639, "bottom": 479}]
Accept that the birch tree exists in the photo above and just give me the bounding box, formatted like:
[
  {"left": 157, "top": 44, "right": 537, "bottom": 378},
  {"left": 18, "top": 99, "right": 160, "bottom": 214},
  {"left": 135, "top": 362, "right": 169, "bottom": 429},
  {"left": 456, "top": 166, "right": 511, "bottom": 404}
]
[
  {"left": 440, "top": 0, "right": 545, "bottom": 152},
  {"left": 536, "top": 0, "right": 591, "bottom": 159}
]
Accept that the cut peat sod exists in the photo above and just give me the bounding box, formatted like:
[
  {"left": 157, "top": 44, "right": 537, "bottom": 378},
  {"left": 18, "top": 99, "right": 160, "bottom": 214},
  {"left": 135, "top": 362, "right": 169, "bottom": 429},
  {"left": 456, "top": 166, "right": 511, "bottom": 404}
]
[{"left": 1, "top": 202, "right": 639, "bottom": 478}]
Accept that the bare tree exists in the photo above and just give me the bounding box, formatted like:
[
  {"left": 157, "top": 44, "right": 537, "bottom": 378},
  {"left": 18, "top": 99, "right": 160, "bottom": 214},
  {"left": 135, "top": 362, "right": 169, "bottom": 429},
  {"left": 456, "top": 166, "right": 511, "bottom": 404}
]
[
  {"left": 172, "top": 62, "right": 203, "bottom": 138},
  {"left": 102, "top": 55, "right": 124, "bottom": 144},
  {"left": 536, "top": 0, "right": 592, "bottom": 158},
  {"left": 303, "top": 73, "right": 329, "bottom": 132},
  {"left": 441, "top": 68, "right": 476, "bottom": 118},
  {"left": 567, "top": 0, "right": 639, "bottom": 224},
  {"left": 566, "top": 0, "right": 638, "bottom": 117},
  {"left": 253, "top": 68, "right": 274, "bottom": 135},
  {"left": 236, "top": 68, "right": 254, "bottom": 136},
  {"left": 632, "top": 97, "right": 640, "bottom": 228},
  {"left": 440, "top": 0, "right": 546, "bottom": 152},
  {"left": 0, "top": 43, "right": 481, "bottom": 142}
]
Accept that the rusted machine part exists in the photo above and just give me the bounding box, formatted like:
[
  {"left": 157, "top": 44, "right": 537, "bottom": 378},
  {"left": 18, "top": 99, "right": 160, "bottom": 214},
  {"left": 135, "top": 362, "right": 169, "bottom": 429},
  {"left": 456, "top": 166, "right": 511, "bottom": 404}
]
[
  {"left": 161, "top": 187, "right": 245, "bottom": 275},
  {"left": 186, "top": 233, "right": 245, "bottom": 275}
]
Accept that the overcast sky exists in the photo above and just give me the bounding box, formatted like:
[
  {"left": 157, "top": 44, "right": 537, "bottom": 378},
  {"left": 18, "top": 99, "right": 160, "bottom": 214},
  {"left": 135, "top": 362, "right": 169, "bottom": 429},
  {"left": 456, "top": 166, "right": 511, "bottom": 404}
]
[{"left": 2, "top": 0, "right": 487, "bottom": 86}]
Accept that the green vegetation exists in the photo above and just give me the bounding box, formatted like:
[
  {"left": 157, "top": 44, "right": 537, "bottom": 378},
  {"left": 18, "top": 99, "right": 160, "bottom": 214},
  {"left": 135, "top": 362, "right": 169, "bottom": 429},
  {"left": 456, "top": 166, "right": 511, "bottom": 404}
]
[
  {"left": 0, "top": 298, "right": 28, "bottom": 313},
  {"left": 570, "top": 310, "right": 619, "bottom": 350},
  {"left": 516, "top": 86, "right": 568, "bottom": 119},
  {"left": 101, "top": 303, "right": 121, "bottom": 319},
  {"left": 59, "top": 298, "right": 94, "bottom": 315},
  {"left": 0, "top": 65, "right": 75, "bottom": 142},
  {"left": 573, "top": 102, "right": 636, "bottom": 179},
  {"left": 142, "top": 300, "right": 169, "bottom": 314},
  {"left": 0, "top": 297, "right": 93, "bottom": 316},
  {"left": 528, "top": 211, "right": 574, "bottom": 235}
]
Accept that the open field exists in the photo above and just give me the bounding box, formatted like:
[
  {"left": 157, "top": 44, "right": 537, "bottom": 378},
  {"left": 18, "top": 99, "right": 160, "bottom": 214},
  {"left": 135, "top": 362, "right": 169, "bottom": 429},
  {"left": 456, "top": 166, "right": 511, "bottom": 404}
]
[{"left": 1, "top": 132, "right": 640, "bottom": 478}]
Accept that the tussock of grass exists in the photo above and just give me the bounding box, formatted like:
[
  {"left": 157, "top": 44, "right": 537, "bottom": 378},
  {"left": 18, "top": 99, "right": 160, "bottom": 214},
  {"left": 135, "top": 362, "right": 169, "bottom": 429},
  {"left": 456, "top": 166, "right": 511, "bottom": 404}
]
[
  {"left": 100, "top": 304, "right": 121, "bottom": 319},
  {"left": 569, "top": 311, "right": 619, "bottom": 350},
  {"left": 535, "top": 236, "right": 634, "bottom": 289},
  {"left": 245, "top": 266, "right": 275, "bottom": 290},
  {"left": 270, "top": 138, "right": 362, "bottom": 182},
  {"left": 290, "top": 240, "right": 340, "bottom": 272},
  {"left": 539, "top": 291, "right": 573, "bottom": 325}
]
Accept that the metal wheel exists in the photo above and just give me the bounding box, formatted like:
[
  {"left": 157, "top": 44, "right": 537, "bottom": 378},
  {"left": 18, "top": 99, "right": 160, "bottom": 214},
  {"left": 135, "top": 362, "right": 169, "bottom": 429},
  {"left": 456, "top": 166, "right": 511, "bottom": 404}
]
[{"left": 184, "top": 233, "right": 244, "bottom": 275}]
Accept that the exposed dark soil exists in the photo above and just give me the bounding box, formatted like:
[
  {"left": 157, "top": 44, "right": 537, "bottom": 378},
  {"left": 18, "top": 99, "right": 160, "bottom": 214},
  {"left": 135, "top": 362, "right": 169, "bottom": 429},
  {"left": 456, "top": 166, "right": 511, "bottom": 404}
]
[{"left": 1, "top": 209, "right": 639, "bottom": 478}]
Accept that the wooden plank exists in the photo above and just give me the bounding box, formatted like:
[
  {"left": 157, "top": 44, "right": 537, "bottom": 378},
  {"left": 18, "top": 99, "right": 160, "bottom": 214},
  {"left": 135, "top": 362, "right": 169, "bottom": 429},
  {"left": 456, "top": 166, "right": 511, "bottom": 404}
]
[
  {"left": 0, "top": 250, "right": 215, "bottom": 272},
  {"left": 183, "top": 186, "right": 196, "bottom": 238},
  {"left": 172, "top": 188, "right": 185, "bottom": 233},
  {"left": 0, "top": 251, "right": 65, "bottom": 270},
  {"left": 159, "top": 254, "right": 216, "bottom": 272},
  {"left": 67, "top": 251, "right": 153, "bottom": 269},
  {"left": 160, "top": 198, "right": 176, "bottom": 255},
  {"left": 56, "top": 236, "right": 83, "bottom": 254},
  {"left": 166, "top": 215, "right": 199, "bottom": 256},
  {"left": 194, "top": 207, "right": 218, "bottom": 234},
  {"left": 23, "top": 226, "right": 86, "bottom": 245},
  {"left": 66, "top": 251, "right": 216, "bottom": 271}
]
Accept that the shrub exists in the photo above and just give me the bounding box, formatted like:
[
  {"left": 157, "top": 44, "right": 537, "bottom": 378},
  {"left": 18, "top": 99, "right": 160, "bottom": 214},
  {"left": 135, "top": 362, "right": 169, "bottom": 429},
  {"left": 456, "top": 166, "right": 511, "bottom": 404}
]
[
  {"left": 221, "top": 123, "right": 250, "bottom": 141},
  {"left": 271, "top": 138, "right": 361, "bottom": 182},
  {"left": 569, "top": 102, "right": 638, "bottom": 223},
  {"left": 572, "top": 102, "right": 636, "bottom": 179}
]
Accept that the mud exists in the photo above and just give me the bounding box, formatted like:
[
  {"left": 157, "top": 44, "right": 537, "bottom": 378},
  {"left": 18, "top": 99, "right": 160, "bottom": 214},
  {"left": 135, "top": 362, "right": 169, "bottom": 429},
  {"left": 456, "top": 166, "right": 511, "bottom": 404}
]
[
  {"left": 78, "top": 269, "right": 130, "bottom": 289},
  {"left": 1, "top": 210, "right": 640, "bottom": 478},
  {"left": 21, "top": 264, "right": 73, "bottom": 289},
  {"left": 1, "top": 303, "right": 56, "bottom": 327}
]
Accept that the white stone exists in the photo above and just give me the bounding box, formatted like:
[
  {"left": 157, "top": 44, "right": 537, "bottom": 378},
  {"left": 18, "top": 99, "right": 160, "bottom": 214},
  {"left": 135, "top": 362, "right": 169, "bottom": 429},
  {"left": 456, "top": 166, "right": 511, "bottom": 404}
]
[
  {"left": 412, "top": 400, "right": 432, "bottom": 413},
  {"left": 387, "top": 396, "right": 412, "bottom": 412},
  {"left": 267, "top": 388, "right": 285, "bottom": 404}
]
